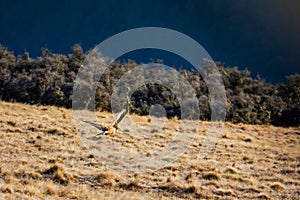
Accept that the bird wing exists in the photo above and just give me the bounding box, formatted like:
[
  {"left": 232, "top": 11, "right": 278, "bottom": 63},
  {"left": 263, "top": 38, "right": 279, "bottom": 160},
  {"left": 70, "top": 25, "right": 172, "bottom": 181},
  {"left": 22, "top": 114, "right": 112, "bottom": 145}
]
[
  {"left": 109, "top": 108, "right": 128, "bottom": 128},
  {"left": 82, "top": 107, "right": 128, "bottom": 136},
  {"left": 82, "top": 120, "right": 107, "bottom": 132}
]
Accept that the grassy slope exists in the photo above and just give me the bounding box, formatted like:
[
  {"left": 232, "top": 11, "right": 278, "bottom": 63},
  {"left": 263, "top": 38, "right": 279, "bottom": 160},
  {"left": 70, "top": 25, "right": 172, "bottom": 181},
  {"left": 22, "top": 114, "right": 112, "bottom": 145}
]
[{"left": 0, "top": 101, "right": 299, "bottom": 199}]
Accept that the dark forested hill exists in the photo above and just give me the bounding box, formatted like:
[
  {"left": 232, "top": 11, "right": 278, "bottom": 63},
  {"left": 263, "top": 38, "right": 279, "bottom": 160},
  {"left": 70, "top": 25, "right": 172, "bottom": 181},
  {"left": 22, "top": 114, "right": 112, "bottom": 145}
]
[{"left": 0, "top": 0, "right": 299, "bottom": 82}]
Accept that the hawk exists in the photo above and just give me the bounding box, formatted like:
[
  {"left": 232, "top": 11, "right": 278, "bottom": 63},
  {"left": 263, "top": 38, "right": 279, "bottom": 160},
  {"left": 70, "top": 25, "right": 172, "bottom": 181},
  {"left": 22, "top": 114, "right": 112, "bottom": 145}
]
[
  {"left": 104, "top": 108, "right": 128, "bottom": 135},
  {"left": 83, "top": 107, "right": 128, "bottom": 136}
]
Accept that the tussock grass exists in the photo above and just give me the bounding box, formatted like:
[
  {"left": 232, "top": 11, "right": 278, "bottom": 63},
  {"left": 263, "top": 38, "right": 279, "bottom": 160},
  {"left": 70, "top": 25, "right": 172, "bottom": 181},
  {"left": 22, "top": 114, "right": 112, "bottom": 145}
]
[
  {"left": 0, "top": 101, "right": 299, "bottom": 199},
  {"left": 214, "top": 188, "right": 236, "bottom": 196},
  {"left": 257, "top": 193, "right": 271, "bottom": 199},
  {"left": 223, "top": 166, "right": 239, "bottom": 174},
  {"left": 270, "top": 182, "right": 286, "bottom": 190},
  {"left": 202, "top": 172, "right": 221, "bottom": 180}
]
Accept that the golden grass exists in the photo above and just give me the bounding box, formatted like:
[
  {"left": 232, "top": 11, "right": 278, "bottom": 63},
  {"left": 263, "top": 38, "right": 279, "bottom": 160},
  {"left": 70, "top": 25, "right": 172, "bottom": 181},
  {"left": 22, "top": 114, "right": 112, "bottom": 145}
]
[
  {"left": 270, "top": 182, "right": 286, "bottom": 191},
  {"left": 0, "top": 101, "right": 299, "bottom": 199},
  {"left": 202, "top": 171, "right": 221, "bottom": 180}
]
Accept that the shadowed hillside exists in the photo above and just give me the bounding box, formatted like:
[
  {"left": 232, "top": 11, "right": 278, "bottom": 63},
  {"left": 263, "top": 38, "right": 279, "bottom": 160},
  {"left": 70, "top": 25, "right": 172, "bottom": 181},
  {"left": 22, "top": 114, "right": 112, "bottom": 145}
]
[{"left": 0, "top": 101, "right": 299, "bottom": 199}]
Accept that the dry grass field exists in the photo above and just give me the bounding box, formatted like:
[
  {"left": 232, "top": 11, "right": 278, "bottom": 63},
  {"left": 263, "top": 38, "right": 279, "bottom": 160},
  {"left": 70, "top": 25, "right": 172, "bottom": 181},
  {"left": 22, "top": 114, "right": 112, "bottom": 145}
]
[{"left": 0, "top": 101, "right": 299, "bottom": 199}]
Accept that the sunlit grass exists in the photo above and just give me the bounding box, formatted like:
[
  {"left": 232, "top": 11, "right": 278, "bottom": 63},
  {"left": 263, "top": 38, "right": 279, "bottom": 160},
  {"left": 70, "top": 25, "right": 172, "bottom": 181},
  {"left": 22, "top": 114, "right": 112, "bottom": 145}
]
[{"left": 0, "top": 101, "right": 299, "bottom": 199}]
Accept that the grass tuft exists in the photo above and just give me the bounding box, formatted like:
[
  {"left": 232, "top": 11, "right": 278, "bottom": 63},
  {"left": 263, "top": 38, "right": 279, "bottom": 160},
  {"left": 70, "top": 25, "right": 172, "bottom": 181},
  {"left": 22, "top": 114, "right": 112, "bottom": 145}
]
[
  {"left": 270, "top": 182, "right": 286, "bottom": 190},
  {"left": 224, "top": 166, "right": 239, "bottom": 174},
  {"left": 215, "top": 188, "right": 236, "bottom": 196},
  {"left": 45, "top": 181, "right": 57, "bottom": 195},
  {"left": 257, "top": 193, "right": 270, "bottom": 199},
  {"left": 42, "top": 163, "right": 71, "bottom": 185},
  {"left": 202, "top": 172, "right": 221, "bottom": 180}
]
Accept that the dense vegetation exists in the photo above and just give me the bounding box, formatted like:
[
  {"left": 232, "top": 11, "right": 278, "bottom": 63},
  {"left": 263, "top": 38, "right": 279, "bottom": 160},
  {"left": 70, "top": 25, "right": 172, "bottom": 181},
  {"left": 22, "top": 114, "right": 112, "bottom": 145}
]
[{"left": 0, "top": 44, "right": 299, "bottom": 127}]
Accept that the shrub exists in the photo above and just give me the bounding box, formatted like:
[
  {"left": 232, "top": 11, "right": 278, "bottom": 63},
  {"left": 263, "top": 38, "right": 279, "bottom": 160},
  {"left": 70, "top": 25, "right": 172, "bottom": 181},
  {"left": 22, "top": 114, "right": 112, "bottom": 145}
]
[{"left": 0, "top": 43, "right": 298, "bottom": 127}]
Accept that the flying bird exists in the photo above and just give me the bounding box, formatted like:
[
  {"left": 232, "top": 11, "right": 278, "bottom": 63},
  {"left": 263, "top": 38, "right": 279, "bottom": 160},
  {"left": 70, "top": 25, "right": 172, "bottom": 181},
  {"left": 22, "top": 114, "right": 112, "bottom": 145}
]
[
  {"left": 104, "top": 107, "right": 128, "bottom": 135},
  {"left": 82, "top": 107, "right": 128, "bottom": 136}
]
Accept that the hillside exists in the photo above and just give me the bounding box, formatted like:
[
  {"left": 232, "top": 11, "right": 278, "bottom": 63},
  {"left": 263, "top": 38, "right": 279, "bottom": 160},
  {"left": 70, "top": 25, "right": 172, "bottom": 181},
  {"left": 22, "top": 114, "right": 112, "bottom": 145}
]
[
  {"left": 0, "top": 101, "right": 299, "bottom": 199},
  {"left": 1, "top": 44, "right": 300, "bottom": 127}
]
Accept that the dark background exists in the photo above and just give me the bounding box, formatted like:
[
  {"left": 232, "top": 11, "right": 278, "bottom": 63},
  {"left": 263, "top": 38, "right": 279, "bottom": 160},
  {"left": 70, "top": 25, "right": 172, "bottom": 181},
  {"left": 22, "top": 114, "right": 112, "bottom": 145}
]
[{"left": 0, "top": 0, "right": 299, "bottom": 82}]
